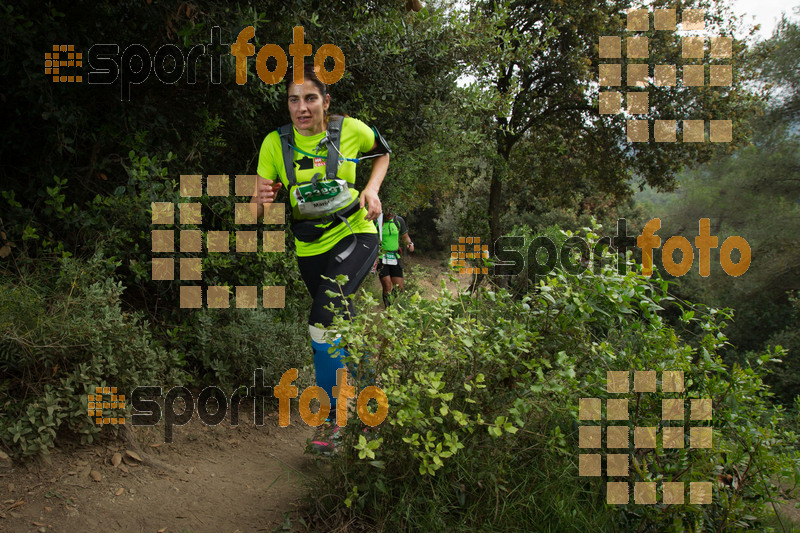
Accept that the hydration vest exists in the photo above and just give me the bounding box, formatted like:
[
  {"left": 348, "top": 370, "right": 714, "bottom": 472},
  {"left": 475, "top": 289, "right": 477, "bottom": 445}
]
[{"left": 277, "top": 115, "right": 360, "bottom": 222}]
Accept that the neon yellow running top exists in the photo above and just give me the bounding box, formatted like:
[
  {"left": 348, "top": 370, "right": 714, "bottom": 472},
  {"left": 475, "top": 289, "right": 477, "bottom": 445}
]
[{"left": 257, "top": 117, "right": 378, "bottom": 257}]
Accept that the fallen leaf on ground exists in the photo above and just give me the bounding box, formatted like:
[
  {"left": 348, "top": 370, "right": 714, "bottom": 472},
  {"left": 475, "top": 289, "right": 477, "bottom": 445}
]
[
  {"left": 125, "top": 450, "right": 142, "bottom": 462},
  {"left": 111, "top": 453, "right": 122, "bottom": 467},
  {"left": 115, "top": 488, "right": 124, "bottom": 496},
  {"left": 89, "top": 470, "right": 101, "bottom": 482},
  {"left": 7, "top": 499, "right": 25, "bottom": 510}
]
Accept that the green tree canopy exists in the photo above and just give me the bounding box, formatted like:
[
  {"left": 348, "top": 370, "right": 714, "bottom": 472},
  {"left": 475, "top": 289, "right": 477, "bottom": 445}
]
[{"left": 457, "top": 0, "right": 760, "bottom": 242}]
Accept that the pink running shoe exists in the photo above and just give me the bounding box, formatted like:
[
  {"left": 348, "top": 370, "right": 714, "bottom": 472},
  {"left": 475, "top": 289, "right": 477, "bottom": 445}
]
[{"left": 309, "top": 420, "right": 340, "bottom": 455}]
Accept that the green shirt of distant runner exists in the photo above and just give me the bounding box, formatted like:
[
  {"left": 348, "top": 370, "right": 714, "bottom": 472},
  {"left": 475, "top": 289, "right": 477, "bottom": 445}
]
[{"left": 376, "top": 213, "right": 413, "bottom": 306}]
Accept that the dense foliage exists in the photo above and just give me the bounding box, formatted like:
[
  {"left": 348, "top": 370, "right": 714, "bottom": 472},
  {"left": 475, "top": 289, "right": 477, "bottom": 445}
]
[
  {"left": 319, "top": 230, "right": 799, "bottom": 531},
  {"left": 0, "top": 0, "right": 798, "bottom": 530}
]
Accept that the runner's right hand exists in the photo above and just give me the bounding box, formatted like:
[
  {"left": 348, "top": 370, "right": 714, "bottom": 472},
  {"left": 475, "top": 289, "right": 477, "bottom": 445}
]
[{"left": 256, "top": 179, "right": 282, "bottom": 205}]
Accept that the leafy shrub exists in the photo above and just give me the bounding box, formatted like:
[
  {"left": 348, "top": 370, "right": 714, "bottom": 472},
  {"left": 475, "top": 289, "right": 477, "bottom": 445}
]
[
  {"left": 434, "top": 171, "right": 492, "bottom": 248},
  {"left": 170, "top": 308, "right": 310, "bottom": 392},
  {"left": 306, "top": 230, "right": 800, "bottom": 532},
  {"left": 486, "top": 222, "right": 586, "bottom": 297},
  {"left": 0, "top": 253, "right": 187, "bottom": 457}
]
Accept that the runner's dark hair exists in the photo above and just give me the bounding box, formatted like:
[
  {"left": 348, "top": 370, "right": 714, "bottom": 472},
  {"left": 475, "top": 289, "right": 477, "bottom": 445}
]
[{"left": 285, "top": 62, "right": 327, "bottom": 96}]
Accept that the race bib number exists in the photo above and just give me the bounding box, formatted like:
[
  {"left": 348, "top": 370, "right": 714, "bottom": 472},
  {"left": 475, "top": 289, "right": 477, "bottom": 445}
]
[
  {"left": 383, "top": 253, "right": 398, "bottom": 266},
  {"left": 292, "top": 178, "right": 352, "bottom": 218}
]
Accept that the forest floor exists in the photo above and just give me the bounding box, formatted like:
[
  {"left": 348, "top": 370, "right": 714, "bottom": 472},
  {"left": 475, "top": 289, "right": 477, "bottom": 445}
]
[
  {"left": 1, "top": 411, "right": 317, "bottom": 533},
  {"left": 2, "top": 252, "right": 797, "bottom": 532},
  {"left": 0, "top": 252, "right": 467, "bottom": 533}
]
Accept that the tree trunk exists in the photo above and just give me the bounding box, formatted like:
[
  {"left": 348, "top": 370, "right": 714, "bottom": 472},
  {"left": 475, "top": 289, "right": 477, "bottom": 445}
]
[
  {"left": 488, "top": 167, "right": 503, "bottom": 247},
  {"left": 488, "top": 135, "right": 513, "bottom": 248}
]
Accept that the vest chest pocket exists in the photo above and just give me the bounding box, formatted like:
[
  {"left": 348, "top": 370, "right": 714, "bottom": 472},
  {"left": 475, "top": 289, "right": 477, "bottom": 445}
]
[{"left": 292, "top": 178, "right": 353, "bottom": 218}]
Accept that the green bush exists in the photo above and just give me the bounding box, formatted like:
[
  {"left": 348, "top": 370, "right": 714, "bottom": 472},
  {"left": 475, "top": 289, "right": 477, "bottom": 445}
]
[
  {"left": 0, "top": 253, "right": 186, "bottom": 457},
  {"left": 170, "top": 307, "right": 310, "bottom": 392},
  {"left": 306, "top": 230, "right": 800, "bottom": 532},
  {"left": 400, "top": 263, "right": 436, "bottom": 296}
]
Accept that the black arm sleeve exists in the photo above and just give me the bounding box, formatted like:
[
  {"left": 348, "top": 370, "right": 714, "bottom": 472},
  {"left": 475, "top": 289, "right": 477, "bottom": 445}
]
[
  {"left": 396, "top": 215, "right": 408, "bottom": 236},
  {"left": 365, "top": 127, "right": 391, "bottom": 156}
]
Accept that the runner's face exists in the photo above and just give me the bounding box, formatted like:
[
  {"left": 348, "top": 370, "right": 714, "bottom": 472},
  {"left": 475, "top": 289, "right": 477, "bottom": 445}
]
[{"left": 287, "top": 80, "right": 330, "bottom": 136}]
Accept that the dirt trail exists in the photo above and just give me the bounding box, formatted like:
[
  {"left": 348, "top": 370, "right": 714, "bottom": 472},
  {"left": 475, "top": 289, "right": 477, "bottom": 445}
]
[
  {"left": 0, "top": 253, "right": 465, "bottom": 533},
  {"left": 364, "top": 252, "right": 471, "bottom": 300},
  {"left": 1, "top": 408, "right": 317, "bottom": 533}
]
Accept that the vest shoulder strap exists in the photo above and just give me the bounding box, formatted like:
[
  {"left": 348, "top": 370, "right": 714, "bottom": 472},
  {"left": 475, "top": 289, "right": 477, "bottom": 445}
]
[
  {"left": 277, "top": 115, "right": 345, "bottom": 188},
  {"left": 277, "top": 124, "right": 296, "bottom": 187},
  {"left": 325, "top": 115, "right": 344, "bottom": 181}
]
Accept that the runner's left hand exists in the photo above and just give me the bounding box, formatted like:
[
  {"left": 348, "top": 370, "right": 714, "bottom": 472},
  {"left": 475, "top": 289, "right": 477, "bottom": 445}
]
[{"left": 360, "top": 187, "right": 381, "bottom": 221}]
